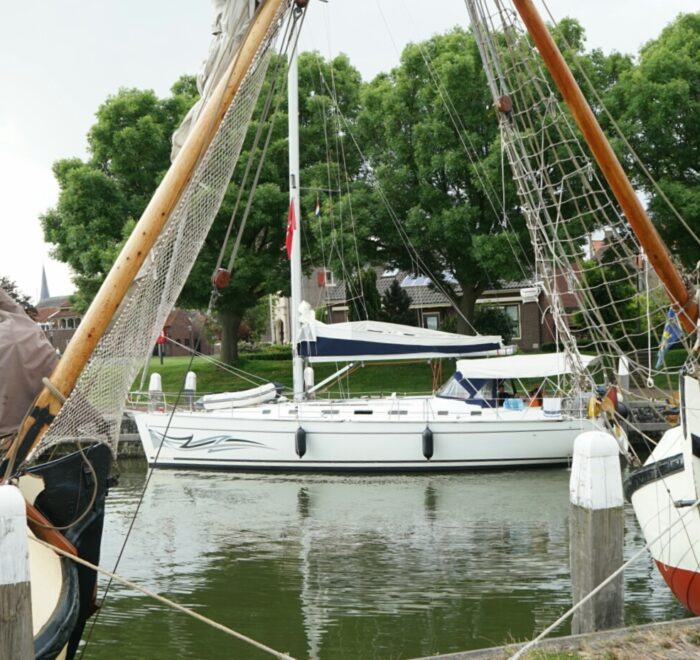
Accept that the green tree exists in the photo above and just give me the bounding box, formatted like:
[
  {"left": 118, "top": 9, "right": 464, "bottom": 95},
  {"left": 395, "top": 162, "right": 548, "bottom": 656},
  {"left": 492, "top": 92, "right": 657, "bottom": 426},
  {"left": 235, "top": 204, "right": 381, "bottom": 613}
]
[
  {"left": 612, "top": 13, "right": 700, "bottom": 268},
  {"left": 355, "top": 28, "right": 529, "bottom": 333},
  {"left": 576, "top": 254, "right": 638, "bottom": 341},
  {"left": 178, "top": 52, "right": 365, "bottom": 361},
  {"left": 41, "top": 51, "right": 365, "bottom": 363},
  {"left": 348, "top": 268, "right": 381, "bottom": 321},
  {"left": 473, "top": 306, "right": 514, "bottom": 345},
  {"left": 379, "top": 279, "right": 415, "bottom": 326},
  {"left": 41, "top": 79, "right": 198, "bottom": 311},
  {"left": 0, "top": 277, "right": 37, "bottom": 319}
]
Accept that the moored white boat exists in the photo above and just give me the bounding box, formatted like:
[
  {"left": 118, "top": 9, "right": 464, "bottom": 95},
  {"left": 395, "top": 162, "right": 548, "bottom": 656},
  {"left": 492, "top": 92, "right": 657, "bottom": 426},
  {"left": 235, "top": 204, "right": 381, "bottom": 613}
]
[
  {"left": 133, "top": 352, "right": 602, "bottom": 470},
  {"left": 626, "top": 374, "right": 700, "bottom": 614}
]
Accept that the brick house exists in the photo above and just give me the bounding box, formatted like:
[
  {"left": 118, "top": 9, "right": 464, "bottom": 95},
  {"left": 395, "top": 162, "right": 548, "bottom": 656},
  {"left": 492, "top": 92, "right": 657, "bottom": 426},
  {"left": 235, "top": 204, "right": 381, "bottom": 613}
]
[
  {"left": 35, "top": 295, "right": 82, "bottom": 354},
  {"left": 158, "top": 309, "right": 214, "bottom": 357}
]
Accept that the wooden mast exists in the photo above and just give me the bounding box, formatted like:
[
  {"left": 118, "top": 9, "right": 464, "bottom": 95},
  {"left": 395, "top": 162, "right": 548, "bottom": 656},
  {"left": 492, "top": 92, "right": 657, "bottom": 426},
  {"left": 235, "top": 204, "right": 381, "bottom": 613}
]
[
  {"left": 512, "top": 0, "right": 697, "bottom": 333},
  {"left": 2, "top": 0, "right": 286, "bottom": 476}
]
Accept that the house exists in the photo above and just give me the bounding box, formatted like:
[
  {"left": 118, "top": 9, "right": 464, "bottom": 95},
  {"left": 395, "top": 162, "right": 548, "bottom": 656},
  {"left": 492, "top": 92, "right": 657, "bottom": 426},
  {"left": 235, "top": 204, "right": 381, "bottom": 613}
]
[
  {"left": 35, "top": 295, "right": 82, "bottom": 354},
  {"left": 270, "top": 267, "right": 557, "bottom": 352},
  {"left": 158, "top": 309, "right": 214, "bottom": 357}
]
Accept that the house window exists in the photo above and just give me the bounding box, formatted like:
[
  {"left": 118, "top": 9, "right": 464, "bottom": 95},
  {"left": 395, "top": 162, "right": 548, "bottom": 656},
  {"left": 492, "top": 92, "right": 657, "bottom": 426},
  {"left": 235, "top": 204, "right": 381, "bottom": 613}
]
[
  {"left": 316, "top": 269, "right": 335, "bottom": 287},
  {"left": 502, "top": 305, "right": 521, "bottom": 340},
  {"left": 423, "top": 313, "right": 440, "bottom": 331}
]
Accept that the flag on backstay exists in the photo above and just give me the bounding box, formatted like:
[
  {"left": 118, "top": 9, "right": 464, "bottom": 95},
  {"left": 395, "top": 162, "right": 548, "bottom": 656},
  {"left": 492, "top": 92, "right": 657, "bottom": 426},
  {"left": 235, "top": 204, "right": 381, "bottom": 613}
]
[
  {"left": 285, "top": 199, "right": 296, "bottom": 259},
  {"left": 315, "top": 197, "right": 321, "bottom": 217},
  {"left": 655, "top": 308, "right": 683, "bottom": 369}
]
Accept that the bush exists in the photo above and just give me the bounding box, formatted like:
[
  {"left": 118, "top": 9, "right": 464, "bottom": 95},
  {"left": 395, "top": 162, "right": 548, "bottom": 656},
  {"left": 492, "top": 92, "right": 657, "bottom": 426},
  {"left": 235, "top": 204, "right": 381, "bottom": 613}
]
[{"left": 473, "top": 306, "right": 515, "bottom": 344}]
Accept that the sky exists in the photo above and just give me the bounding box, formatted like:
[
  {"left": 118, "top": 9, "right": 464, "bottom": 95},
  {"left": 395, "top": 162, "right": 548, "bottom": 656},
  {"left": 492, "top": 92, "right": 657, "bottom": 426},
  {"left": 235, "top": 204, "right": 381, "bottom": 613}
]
[{"left": 0, "top": 0, "right": 696, "bottom": 302}]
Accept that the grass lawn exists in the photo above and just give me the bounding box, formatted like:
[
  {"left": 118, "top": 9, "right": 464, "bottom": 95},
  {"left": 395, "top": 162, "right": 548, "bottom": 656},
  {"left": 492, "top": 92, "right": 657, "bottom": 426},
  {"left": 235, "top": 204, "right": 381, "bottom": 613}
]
[
  {"left": 133, "top": 346, "right": 690, "bottom": 399},
  {"left": 135, "top": 354, "right": 454, "bottom": 397}
]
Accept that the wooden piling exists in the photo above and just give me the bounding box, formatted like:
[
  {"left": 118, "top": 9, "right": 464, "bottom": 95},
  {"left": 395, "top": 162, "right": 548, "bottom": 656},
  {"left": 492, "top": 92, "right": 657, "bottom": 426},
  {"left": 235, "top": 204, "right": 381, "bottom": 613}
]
[
  {"left": 0, "top": 485, "right": 33, "bottom": 659},
  {"left": 569, "top": 431, "right": 624, "bottom": 634}
]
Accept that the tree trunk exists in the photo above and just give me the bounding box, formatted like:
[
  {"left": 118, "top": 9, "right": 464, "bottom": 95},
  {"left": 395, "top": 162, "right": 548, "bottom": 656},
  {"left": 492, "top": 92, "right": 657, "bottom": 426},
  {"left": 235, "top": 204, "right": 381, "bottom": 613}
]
[
  {"left": 219, "top": 310, "right": 242, "bottom": 363},
  {"left": 456, "top": 284, "right": 482, "bottom": 335}
]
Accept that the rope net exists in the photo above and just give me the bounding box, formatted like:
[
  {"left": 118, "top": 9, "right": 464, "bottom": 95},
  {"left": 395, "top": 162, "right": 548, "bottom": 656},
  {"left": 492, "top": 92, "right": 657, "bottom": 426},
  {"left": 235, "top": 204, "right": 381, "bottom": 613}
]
[
  {"left": 33, "top": 5, "right": 289, "bottom": 458},
  {"left": 466, "top": 0, "right": 698, "bottom": 432}
]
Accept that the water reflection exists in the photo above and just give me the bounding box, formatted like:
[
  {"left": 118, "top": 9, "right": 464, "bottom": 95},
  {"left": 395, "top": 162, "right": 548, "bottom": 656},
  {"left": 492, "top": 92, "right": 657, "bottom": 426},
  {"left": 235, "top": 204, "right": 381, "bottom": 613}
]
[{"left": 83, "top": 463, "right": 686, "bottom": 659}]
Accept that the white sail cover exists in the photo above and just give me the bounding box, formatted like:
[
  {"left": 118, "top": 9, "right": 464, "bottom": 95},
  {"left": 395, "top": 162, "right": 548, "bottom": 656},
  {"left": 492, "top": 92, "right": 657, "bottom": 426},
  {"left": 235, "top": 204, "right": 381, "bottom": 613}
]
[
  {"left": 171, "top": 0, "right": 258, "bottom": 160},
  {"left": 298, "top": 319, "right": 503, "bottom": 363},
  {"left": 456, "top": 353, "right": 597, "bottom": 380}
]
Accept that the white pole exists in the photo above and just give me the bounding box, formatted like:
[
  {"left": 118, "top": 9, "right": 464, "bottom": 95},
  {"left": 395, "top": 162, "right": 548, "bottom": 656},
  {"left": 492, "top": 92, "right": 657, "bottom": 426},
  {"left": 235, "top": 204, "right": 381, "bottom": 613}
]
[
  {"left": 0, "top": 485, "right": 33, "bottom": 659},
  {"left": 268, "top": 294, "right": 275, "bottom": 344},
  {"left": 288, "top": 16, "right": 304, "bottom": 400}
]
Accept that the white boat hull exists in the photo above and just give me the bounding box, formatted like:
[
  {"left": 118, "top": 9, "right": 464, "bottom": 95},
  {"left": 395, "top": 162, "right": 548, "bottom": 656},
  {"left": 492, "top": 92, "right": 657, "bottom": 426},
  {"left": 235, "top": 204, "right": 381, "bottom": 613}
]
[
  {"left": 133, "top": 397, "right": 600, "bottom": 471},
  {"left": 627, "top": 376, "right": 700, "bottom": 614}
]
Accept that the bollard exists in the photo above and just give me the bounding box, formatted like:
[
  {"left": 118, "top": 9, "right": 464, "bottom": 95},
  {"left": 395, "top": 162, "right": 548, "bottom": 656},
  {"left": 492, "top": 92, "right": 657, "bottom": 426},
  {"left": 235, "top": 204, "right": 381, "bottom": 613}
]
[
  {"left": 184, "top": 371, "right": 197, "bottom": 411},
  {"left": 569, "top": 431, "right": 624, "bottom": 634},
  {"left": 304, "top": 366, "right": 315, "bottom": 400},
  {"left": 0, "top": 485, "right": 33, "bottom": 659},
  {"left": 148, "top": 372, "right": 164, "bottom": 413}
]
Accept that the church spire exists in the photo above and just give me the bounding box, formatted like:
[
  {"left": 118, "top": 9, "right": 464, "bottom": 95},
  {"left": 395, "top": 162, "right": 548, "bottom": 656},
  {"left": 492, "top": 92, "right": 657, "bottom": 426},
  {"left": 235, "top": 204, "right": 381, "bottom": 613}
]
[{"left": 40, "top": 265, "right": 50, "bottom": 301}]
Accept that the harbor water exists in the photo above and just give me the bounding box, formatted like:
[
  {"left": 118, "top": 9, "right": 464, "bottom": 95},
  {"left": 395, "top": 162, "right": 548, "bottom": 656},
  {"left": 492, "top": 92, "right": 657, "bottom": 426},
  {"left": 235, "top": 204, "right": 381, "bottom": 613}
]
[{"left": 80, "top": 460, "right": 687, "bottom": 659}]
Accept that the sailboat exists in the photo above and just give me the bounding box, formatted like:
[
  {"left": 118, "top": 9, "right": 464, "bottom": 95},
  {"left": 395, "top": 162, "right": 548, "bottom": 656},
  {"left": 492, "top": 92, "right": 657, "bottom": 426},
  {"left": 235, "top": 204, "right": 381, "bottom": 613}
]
[{"left": 131, "top": 2, "right": 610, "bottom": 472}]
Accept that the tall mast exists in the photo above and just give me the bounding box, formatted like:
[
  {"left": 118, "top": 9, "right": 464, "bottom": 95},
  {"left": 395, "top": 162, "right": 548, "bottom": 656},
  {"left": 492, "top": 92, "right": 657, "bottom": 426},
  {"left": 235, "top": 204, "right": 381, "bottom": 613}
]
[
  {"left": 2, "top": 0, "right": 286, "bottom": 476},
  {"left": 512, "top": 0, "right": 697, "bottom": 332},
  {"left": 288, "top": 11, "right": 304, "bottom": 400}
]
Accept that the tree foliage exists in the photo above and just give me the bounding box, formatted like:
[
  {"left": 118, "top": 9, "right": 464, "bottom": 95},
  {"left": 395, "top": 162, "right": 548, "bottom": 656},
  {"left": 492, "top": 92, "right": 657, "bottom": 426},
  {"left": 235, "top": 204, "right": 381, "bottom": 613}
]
[
  {"left": 0, "top": 277, "right": 37, "bottom": 319},
  {"left": 353, "top": 28, "right": 529, "bottom": 333},
  {"left": 612, "top": 13, "right": 700, "bottom": 268},
  {"left": 379, "top": 279, "right": 415, "bottom": 326},
  {"left": 40, "top": 53, "right": 365, "bottom": 362},
  {"left": 348, "top": 268, "right": 381, "bottom": 321},
  {"left": 41, "top": 79, "right": 198, "bottom": 311},
  {"left": 473, "top": 306, "right": 514, "bottom": 345}
]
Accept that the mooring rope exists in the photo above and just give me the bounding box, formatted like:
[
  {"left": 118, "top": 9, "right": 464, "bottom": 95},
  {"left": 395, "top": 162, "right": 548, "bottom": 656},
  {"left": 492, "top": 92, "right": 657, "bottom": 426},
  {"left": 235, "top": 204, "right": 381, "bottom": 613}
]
[
  {"left": 509, "top": 493, "right": 700, "bottom": 660},
  {"left": 30, "top": 536, "right": 296, "bottom": 659}
]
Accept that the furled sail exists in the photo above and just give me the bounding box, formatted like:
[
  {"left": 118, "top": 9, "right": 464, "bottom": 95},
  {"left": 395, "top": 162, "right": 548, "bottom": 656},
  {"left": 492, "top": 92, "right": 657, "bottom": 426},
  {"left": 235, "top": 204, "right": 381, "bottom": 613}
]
[
  {"left": 171, "top": 0, "right": 259, "bottom": 159},
  {"left": 298, "top": 318, "right": 504, "bottom": 363}
]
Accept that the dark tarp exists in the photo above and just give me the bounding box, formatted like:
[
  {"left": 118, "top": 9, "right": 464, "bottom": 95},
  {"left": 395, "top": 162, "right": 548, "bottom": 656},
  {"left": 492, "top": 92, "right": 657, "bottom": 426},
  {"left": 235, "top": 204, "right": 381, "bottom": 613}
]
[{"left": 0, "top": 289, "right": 58, "bottom": 437}]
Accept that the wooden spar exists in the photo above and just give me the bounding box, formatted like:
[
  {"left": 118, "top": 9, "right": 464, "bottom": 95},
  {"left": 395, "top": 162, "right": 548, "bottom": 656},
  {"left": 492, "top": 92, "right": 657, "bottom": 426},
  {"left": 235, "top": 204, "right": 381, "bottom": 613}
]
[
  {"left": 2, "top": 0, "right": 286, "bottom": 476},
  {"left": 512, "top": 0, "right": 697, "bottom": 333}
]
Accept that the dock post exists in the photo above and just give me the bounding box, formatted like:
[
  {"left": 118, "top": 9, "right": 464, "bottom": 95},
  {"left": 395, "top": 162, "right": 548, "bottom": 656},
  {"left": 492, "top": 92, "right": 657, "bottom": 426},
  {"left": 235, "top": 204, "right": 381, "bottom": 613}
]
[
  {"left": 569, "top": 431, "right": 624, "bottom": 634},
  {"left": 184, "top": 371, "right": 197, "bottom": 411},
  {"left": 148, "top": 373, "right": 164, "bottom": 413},
  {"left": 0, "top": 485, "right": 33, "bottom": 659}
]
